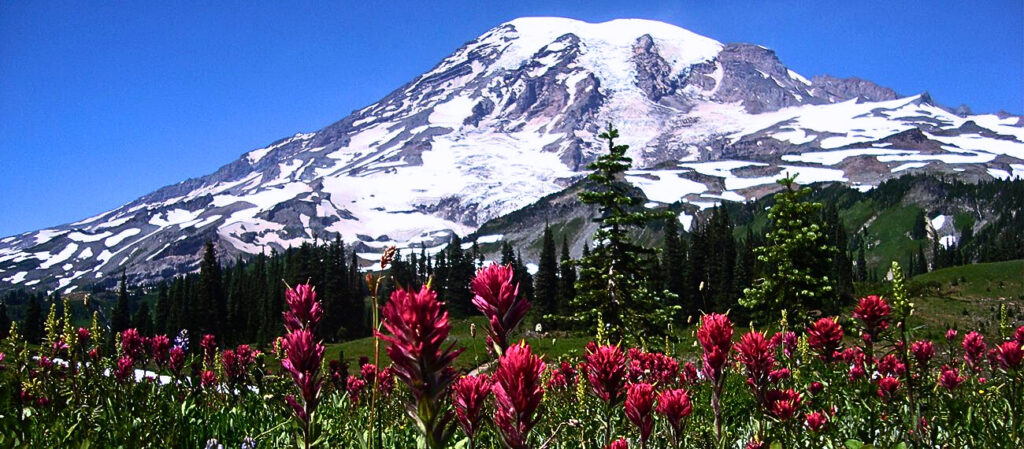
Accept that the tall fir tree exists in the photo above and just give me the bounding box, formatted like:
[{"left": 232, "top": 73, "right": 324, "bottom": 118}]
[
  {"left": 534, "top": 224, "right": 559, "bottom": 320},
  {"left": 132, "top": 301, "right": 153, "bottom": 335},
  {"left": 24, "top": 294, "right": 44, "bottom": 344},
  {"left": 557, "top": 236, "right": 576, "bottom": 315},
  {"left": 0, "top": 299, "right": 10, "bottom": 339},
  {"left": 662, "top": 215, "right": 687, "bottom": 304},
  {"left": 740, "top": 175, "right": 837, "bottom": 323},
  {"left": 196, "top": 241, "right": 225, "bottom": 337},
  {"left": 569, "top": 124, "right": 677, "bottom": 340},
  {"left": 110, "top": 270, "right": 132, "bottom": 335},
  {"left": 154, "top": 282, "right": 170, "bottom": 335}
]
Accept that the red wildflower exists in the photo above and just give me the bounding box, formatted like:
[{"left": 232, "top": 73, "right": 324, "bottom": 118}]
[
  {"left": 627, "top": 348, "right": 680, "bottom": 385},
  {"left": 768, "top": 368, "right": 791, "bottom": 383},
  {"left": 781, "top": 331, "right": 798, "bottom": 358},
  {"left": 584, "top": 343, "right": 628, "bottom": 405},
  {"left": 806, "top": 317, "right": 843, "bottom": 363},
  {"left": 168, "top": 346, "right": 185, "bottom": 376},
  {"left": 1014, "top": 325, "right": 1024, "bottom": 345},
  {"left": 282, "top": 329, "right": 325, "bottom": 404},
  {"left": 945, "top": 328, "right": 958, "bottom": 342},
  {"left": 452, "top": 374, "right": 492, "bottom": 440},
  {"left": 201, "top": 370, "right": 217, "bottom": 388},
  {"left": 547, "top": 361, "right": 578, "bottom": 389},
  {"left": 150, "top": 335, "right": 171, "bottom": 367},
  {"left": 88, "top": 348, "right": 100, "bottom": 360},
  {"left": 765, "top": 388, "right": 802, "bottom": 421},
  {"left": 656, "top": 388, "right": 692, "bottom": 443},
  {"left": 877, "top": 354, "right": 906, "bottom": 377},
  {"left": 120, "top": 328, "right": 145, "bottom": 361},
  {"left": 853, "top": 295, "right": 891, "bottom": 337},
  {"left": 698, "top": 313, "right": 733, "bottom": 383},
  {"left": 115, "top": 356, "right": 134, "bottom": 383},
  {"left": 746, "top": 440, "right": 767, "bottom": 449},
  {"left": 360, "top": 363, "right": 377, "bottom": 382},
  {"left": 735, "top": 331, "right": 774, "bottom": 388},
  {"left": 876, "top": 376, "right": 901, "bottom": 401},
  {"left": 962, "top": 331, "right": 986, "bottom": 371},
  {"left": 910, "top": 340, "right": 934, "bottom": 368},
  {"left": 808, "top": 381, "right": 824, "bottom": 395},
  {"left": 991, "top": 341, "right": 1023, "bottom": 372},
  {"left": 471, "top": 264, "right": 529, "bottom": 355},
  {"left": 345, "top": 377, "right": 366, "bottom": 403},
  {"left": 605, "top": 438, "right": 629, "bottom": 449},
  {"left": 938, "top": 365, "right": 965, "bottom": 391},
  {"left": 76, "top": 327, "right": 90, "bottom": 345},
  {"left": 805, "top": 410, "right": 828, "bottom": 432},
  {"left": 680, "top": 361, "right": 699, "bottom": 385},
  {"left": 222, "top": 349, "right": 245, "bottom": 384},
  {"left": 328, "top": 359, "right": 349, "bottom": 389},
  {"left": 625, "top": 383, "right": 656, "bottom": 446},
  {"left": 284, "top": 283, "right": 323, "bottom": 332},
  {"left": 492, "top": 343, "right": 546, "bottom": 449},
  {"left": 378, "top": 286, "right": 463, "bottom": 447},
  {"left": 236, "top": 344, "right": 255, "bottom": 365},
  {"left": 376, "top": 366, "right": 395, "bottom": 395},
  {"left": 201, "top": 334, "right": 217, "bottom": 364}
]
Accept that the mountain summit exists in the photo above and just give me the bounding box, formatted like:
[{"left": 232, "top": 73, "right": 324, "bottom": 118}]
[{"left": 2, "top": 17, "right": 1022, "bottom": 291}]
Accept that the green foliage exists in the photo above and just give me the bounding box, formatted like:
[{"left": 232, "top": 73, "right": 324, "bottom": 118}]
[{"left": 741, "top": 174, "right": 837, "bottom": 323}]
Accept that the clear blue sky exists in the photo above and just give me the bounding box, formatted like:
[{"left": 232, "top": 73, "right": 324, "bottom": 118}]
[{"left": 1, "top": 1, "right": 1021, "bottom": 237}]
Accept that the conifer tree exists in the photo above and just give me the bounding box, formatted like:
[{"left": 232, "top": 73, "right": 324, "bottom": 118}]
[
  {"left": 534, "top": 224, "right": 559, "bottom": 320},
  {"left": 196, "top": 241, "right": 225, "bottom": 336},
  {"left": 557, "top": 236, "right": 576, "bottom": 314},
  {"left": 741, "top": 175, "right": 837, "bottom": 323},
  {"left": 856, "top": 242, "right": 869, "bottom": 282},
  {"left": 0, "top": 299, "right": 10, "bottom": 339},
  {"left": 154, "top": 282, "right": 170, "bottom": 335},
  {"left": 132, "top": 302, "right": 153, "bottom": 335},
  {"left": 24, "top": 294, "right": 43, "bottom": 344},
  {"left": 662, "top": 215, "right": 687, "bottom": 302},
  {"left": 111, "top": 270, "right": 132, "bottom": 335},
  {"left": 569, "top": 124, "right": 678, "bottom": 340}
]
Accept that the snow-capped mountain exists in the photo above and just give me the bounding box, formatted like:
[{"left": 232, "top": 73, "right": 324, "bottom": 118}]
[{"left": 2, "top": 17, "right": 1023, "bottom": 292}]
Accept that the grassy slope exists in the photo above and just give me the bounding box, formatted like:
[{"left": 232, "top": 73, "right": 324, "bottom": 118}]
[{"left": 907, "top": 259, "right": 1024, "bottom": 340}]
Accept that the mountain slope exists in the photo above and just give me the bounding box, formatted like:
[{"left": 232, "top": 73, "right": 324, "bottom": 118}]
[{"left": 2, "top": 17, "right": 1022, "bottom": 292}]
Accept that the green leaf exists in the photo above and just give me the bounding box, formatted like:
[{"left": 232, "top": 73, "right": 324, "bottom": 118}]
[
  {"left": 770, "top": 441, "right": 783, "bottom": 449},
  {"left": 845, "top": 440, "right": 864, "bottom": 449}
]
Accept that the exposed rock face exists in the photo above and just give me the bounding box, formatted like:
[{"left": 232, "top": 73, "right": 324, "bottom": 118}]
[{"left": 1, "top": 17, "right": 1021, "bottom": 292}]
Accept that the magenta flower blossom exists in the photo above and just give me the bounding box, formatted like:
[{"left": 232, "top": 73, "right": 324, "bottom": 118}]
[
  {"left": 281, "top": 330, "right": 325, "bottom": 406},
  {"left": 626, "top": 348, "right": 680, "bottom": 386},
  {"left": 201, "top": 370, "right": 217, "bottom": 388},
  {"left": 853, "top": 295, "right": 891, "bottom": 338},
  {"left": 805, "top": 410, "right": 828, "bottom": 432},
  {"left": 808, "top": 381, "right": 824, "bottom": 395},
  {"left": 765, "top": 388, "right": 802, "bottom": 421},
  {"left": 910, "top": 340, "right": 934, "bottom": 368},
  {"left": 876, "top": 376, "right": 901, "bottom": 402},
  {"left": 656, "top": 388, "right": 692, "bottom": 447},
  {"left": 945, "top": 328, "right": 958, "bottom": 342},
  {"left": 120, "top": 328, "right": 145, "bottom": 361},
  {"left": 680, "top": 361, "right": 699, "bottom": 385},
  {"left": 471, "top": 264, "right": 529, "bottom": 355},
  {"left": 877, "top": 354, "right": 906, "bottom": 377},
  {"left": 150, "top": 335, "right": 171, "bottom": 367},
  {"left": 584, "top": 343, "right": 628, "bottom": 406},
  {"left": 345, "top": 377, "right": 366, "bottom": 403},
  {"left": 605, "top": 438, "right": 629, "bottom": 449},
  {"left": 115, "top": 356, "right": 134, "bottom": 383},
  {"left": 1014, "top": 326, "right": 1024, "bottom": 345},
  {"left": 962, "top": 331, "right": 986, "bottom": 371},
  {"left": 735, "top": 331, "right": 775, "bottom": 396},
  {"left": 284, "top": 283, "right": 323, "bottom": 332},
  {"left": 806, "top": 318, "right": 843, "bottom": 363},
  {"left": 201, "top": 334, "right": 217, "bottom": 365},
  {"left": 76, "top": 327, "right": 90, "bottom": 346},
  {"left": 991, "top": 341, "right": 1023, "bottom": 372},
  {"left": 168, "top": 346, "right": 185, "bottom": 376},
  {"left": 938, "top": 365, "right": 965, "bottom": 391},
  {"left": 697, "top": 314, "right": 733, "bottom": 383},
  {"left": 378, "top": 286, "right": 463, "bottom": 448},
  {"left": 492, "top": 343, "right": 546, "bottom": 449},
  {"left": 625, "top": 383, "right": 656, "bottom": 447},
  {"left": 452, "top": 374, "right": 492, "bottom": 444},
  {"left": 547, "top": 361, "right": 578, "bottom": 389}
]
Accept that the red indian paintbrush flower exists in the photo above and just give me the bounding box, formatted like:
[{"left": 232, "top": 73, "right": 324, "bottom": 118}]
[
  {"left": 281, "top": 329, "right": 325, "bottom": 405},
  {"left": 222, "top": 349, "right": 244, "bottom": 385},
  {"left": 345, "top": 377, "right": 366, "bottom": 403},
  {"left": 910, "top": 340, "right": 934, "bottom": 368},
  {"left": 680, "top": 361, "right": 699, "bottom": 385},
  {"left": 991, "top": 341, "right": 1023, "bottom": 372},
  {"left": 1014, "top": 325, "right": 1024, "bottom": 345},
  {"left": 201, "top": 370, "right": 217, "bottom": 388},
  {"left": 76, "top": 327, "right": 90, "bottom": 345},
  {"left": 114, "top": 356, "right": 134, "bottom": 383},
  {"left": 378, "top": 285, "right": 463, "bottom": 448},
  {"left": 735, "top": 331, "right": 775, "bottom": 395},
  {"left": 938, "top": 365, "right": 965, "bottom": 391},
  {"left": 471, "top": 263, "right": 529, "bottom": 356},
  {"left": 656, "top": 388, "right": 692, "bottom": 447},
  {"left": 584, "top": 343, "right": 628, "bottom": 406},
  {"left": 150, "top": 335, "right": 170, "bottom": 367},
  {"left": 806, "top": 317, "right": 843, "bottom": 363},
  {"left": 547, "top": 361, "right": 578, "bottom": 389},
  {"left": 168, "top": 346, "right": 185, "bottom": 376},
  {"left": 805, "top": 410, "right": 828, "bottom": 432},
  {"left": 201, "top": 334, "right": 217, "bottom": 365},
  {"left": 625, "top": 383, "right": 656, "bottom": 447},
  {"left": 697, "top": 313, "right": 733, "bottom": 383},
  {"left": 626, "top": 348, "right": 680, "bottom": 386},
  {"left": 120, "top": 328, "right": 144, "bottom": 361},
  {"left": 876, "top": 376, "right": 901, "bottom": 401},
  {"left": 452, "top": 374, "right": 492, "bottom": 443},
  {"left": 765, "top": 388, "right": 802, "bottom": 421},
  {"left": 945, "top": 328, "right": 958, "bottom": 342},
  {"left": 962, "top": 331, "right": 986, "bottom": 371},
  {"left": 877, "top": 354, "right": 906, "bottom": 377},
  {"left": 284, "top": 283, "right": 322, "bottom": 332},
  {"left": 853, "top": 295, "right": 891, "bottom": 338},
  {"left": 605, "top": 438, "right": 629, "bottom": 449},
  {"left": 808, "top": 381, "right": 824, "bottom": 395},
  {"left": 492, "top": 342, "right": 546, "bottom": 449}
]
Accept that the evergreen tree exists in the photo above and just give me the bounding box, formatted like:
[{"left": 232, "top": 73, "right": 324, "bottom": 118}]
[
  {"left": 916, "top": 245, "right": 928, "bottom": 276},
  {"left": 569, "top": 124, "right": 677, "bottom": 340},
  {"left": 557, "top": 236, "right": 576, "bottom": 315},
  {"left": 132, "top": 302, "right": 153, "bottom": 335},
  {"left": 534, "top": 224, "right": 559, "bottom": 320},
  {"left": 24, "top": 294, "right": 44, "bottom": 344},
  {"left": 0, "top": 300, "right": 10, "bottom": 339},
  {"left": 706, "top": 206, "right": 736, "bottom": 311},
  {"left": 154, "top": 282, "right": 170, "bottom": 335},
  {"left": 514, "top": 250, "right": 535, "bottom": 307},
  {"left": 111, "top": 271, "right": 132, "bottom": 334},
  {"left": 196, "top": 241, "right": 225, "bottom": 337},
  {"left": 662, "top": 215, "right": 687, "bottom": 303},
  {"left": 856, "top": 243, "right": 869, "bottom": 282},
  {"left": 741, "top": 175, "right": 837, "bottom": 324},
  {"left": 823, "top": 203, "right": 855, "bottom": 308}
]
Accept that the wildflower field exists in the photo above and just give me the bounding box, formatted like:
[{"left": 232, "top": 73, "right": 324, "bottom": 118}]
[{"left": 1, "top": 261, "right": 1021, "bottom": 449}]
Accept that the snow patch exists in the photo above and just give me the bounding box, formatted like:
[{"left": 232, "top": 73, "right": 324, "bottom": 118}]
[{"left": 105, "top": 229, "right": 141, "bottom": 247}]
